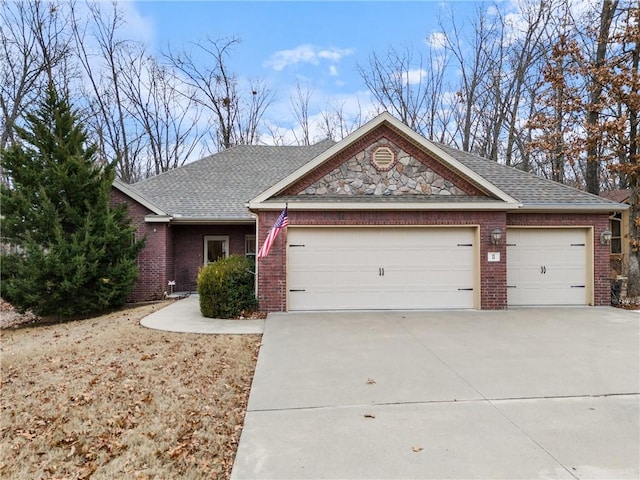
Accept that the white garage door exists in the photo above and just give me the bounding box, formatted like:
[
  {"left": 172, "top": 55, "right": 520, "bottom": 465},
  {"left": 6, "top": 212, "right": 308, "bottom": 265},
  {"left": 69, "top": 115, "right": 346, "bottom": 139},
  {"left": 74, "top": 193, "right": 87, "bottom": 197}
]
[
  {"left": 507, "top": 228, "right": 590, "bottom": 306},
  {"left": 287, "top": 227, "right": 477, "bottom": 311}
]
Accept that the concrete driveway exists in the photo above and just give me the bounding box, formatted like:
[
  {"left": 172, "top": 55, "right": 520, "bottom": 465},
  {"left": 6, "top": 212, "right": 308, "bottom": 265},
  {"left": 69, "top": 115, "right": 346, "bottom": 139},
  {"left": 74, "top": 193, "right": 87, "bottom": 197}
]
[{"left": 231, "top": 308, "right": 640, "bottom": 479}]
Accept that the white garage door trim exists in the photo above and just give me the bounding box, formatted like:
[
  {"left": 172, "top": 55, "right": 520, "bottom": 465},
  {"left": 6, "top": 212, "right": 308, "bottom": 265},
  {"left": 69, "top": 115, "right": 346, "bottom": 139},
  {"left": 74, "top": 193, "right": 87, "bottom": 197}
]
[
  {"left": 286, "top": 226, "right": 480, "bottom": 311},
  {"left": 506, "top": 227, "right": 594, "bottom": 306}
]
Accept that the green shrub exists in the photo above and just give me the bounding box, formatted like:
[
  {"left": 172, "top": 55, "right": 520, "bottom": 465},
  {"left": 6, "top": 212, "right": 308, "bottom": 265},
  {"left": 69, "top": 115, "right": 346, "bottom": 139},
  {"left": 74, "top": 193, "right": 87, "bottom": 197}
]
[{"left": 197, "top": 255, "right": 258, "bottom": 318}]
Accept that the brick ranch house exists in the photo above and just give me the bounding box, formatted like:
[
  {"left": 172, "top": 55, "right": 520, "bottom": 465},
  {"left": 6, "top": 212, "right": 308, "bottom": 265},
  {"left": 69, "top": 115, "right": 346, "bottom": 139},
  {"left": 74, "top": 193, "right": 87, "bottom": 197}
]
[{"left": 112, "top": 113, "right": 626, "bottom": 312}]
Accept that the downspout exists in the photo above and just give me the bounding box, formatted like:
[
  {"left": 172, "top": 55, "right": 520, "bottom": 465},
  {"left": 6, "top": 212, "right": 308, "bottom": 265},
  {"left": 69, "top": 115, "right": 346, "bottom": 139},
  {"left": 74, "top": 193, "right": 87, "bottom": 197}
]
[{"left": 250, "top": 211, "right": 259, "bottom": 302}]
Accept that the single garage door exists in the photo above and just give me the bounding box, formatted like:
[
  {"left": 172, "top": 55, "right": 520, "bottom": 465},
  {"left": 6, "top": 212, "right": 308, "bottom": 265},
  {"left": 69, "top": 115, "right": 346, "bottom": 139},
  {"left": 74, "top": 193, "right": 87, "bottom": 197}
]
[
  {"left": 507, "top": 228, "right": 590, "bottom": 306},
  {"left": 287, "top": 227, "right": 477, "bottom": 310}
]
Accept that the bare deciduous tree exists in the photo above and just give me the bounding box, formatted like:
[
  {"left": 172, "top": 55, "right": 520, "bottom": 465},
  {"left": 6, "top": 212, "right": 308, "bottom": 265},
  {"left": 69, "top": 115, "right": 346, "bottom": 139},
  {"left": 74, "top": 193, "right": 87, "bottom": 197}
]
[
  {"left": 0, "top": 0, "right": 72, "bottom": 151},
  {"left": 319, "top": 97, "right": 368, "bottom": 141},
  {"left": 166, "top": 37, "right": 273, "bottom": 151},
  {"left": 584, "top": 0, "right": 619, "bottom": 195},
  {"left": 441, "top": 5, "right": 495, "bottom": 153},
  {"left": 290, "top": 81, "right": 314, "bottom": 146},
  {"left": 358, "top": 45, "right": 435, "bottom": 136},
  {"left": 235, "top": 78, "right": 274, "bottom": 146},
  {"left": 70, "top": 1, "right": 143, "bottom": 181},
  {"left": 120, "top": 47, "right": 205, "bottom": 177}
]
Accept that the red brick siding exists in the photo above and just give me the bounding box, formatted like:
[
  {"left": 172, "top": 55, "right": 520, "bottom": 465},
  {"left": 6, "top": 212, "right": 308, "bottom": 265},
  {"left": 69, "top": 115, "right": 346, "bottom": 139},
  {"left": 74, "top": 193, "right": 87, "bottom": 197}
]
[
  {"left": 507, "top": 213, "right": 611, "bottom": 306},
  {"left": 171, "top": 224, "right": 254, "bottom": 292},
  {"left": 256, "top": 210, "right": 288, "bottom": 312},
  {"left": 111, "top": 188, "right": 169, "bottom": 302},
  {"left": 282, "top": 124, "right": 485, "bottom": 197},
  {"left": 481, "top": 215, "right": 508, "bottom": 309},
  {"left": 166, "top": 225, "right": 175, "bottom": 295},
  {"left": 257, "top": 210, "right": 508, "bottom": 312}
]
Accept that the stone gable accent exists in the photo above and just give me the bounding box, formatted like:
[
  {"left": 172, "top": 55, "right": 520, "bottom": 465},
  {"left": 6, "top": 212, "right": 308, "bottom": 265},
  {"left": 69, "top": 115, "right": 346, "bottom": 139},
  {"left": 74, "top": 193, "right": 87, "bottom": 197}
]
[
  {"left": 300, "top": 137, "right": 468, "bottom": 196},
  {"left": 281, "top": 125, "right": 485, "bottom": 197}
]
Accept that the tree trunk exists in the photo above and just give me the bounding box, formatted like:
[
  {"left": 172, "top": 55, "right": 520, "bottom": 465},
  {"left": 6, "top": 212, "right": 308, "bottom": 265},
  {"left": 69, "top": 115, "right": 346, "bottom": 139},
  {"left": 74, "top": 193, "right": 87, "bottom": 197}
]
[
  {"left": 628, "top": 22, "right": 639, "bottom": 295},
  {"left": 585, "top": 0, "right": 618, "bottom": 194}
]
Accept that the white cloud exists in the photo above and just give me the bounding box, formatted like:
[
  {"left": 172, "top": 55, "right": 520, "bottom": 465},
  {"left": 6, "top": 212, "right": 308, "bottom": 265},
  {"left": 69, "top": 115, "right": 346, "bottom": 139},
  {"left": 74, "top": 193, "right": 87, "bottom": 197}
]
[
  {"left": 427, "top": 32, "right": 447, "bottom": 50},
  {"left": 486, "top": 5, "right": 500, "bottom": 17},
  {"left": 317, "top": 49, "right": 350, "bottom": 62},
  {"left": 119, "top": 2, "right": 155, "bottom": 45},
  {"left": 395, "top": 69, "right": 428, "bottom": 85},
  {"left": 329, "top": 65, "right": 338, "bottom": 76},
  {"left": 503, "top": 11, "right": 529, "bottom": 45},
  {"left": 264, "top": 44, "right": 354, "bottom": 71}
]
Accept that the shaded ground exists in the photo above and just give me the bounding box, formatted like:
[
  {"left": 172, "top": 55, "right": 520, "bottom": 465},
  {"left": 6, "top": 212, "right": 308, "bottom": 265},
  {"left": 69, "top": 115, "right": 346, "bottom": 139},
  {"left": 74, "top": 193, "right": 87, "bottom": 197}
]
[
  {"left": 0, "top": 298, "right": 40, "bottom": 329},
  {"left": 0, "top": 301, "right": 260, "bottom": 479}
]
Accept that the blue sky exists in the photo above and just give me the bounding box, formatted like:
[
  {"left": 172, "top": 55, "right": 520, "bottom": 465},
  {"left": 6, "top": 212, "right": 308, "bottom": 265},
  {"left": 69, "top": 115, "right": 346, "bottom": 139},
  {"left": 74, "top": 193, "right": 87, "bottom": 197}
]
[{"left": 129, "top": 1, "right": 479, "bottom": 141}]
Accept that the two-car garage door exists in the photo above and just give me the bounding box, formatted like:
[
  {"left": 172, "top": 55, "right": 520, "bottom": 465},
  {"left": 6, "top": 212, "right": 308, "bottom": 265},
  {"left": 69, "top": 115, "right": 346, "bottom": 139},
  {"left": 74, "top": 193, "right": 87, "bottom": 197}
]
[{"left": 287, "top": 227, "right": 477, "bottom": 311}]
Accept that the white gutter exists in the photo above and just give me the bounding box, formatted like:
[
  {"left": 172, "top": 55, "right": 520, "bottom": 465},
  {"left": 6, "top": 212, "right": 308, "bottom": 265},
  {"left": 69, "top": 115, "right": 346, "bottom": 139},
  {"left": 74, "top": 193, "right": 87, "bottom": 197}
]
[
  {"left": 145, "top": 215, "right": 173, "bottom": 223},
  {"left": 250, "top": 211, "right": 260, "bottom": 303},
  {"left": 516, "top": 203, "right": 629, "bottom": 213},
  {"left": 168, "top": 216, "right": 255, "bottom": 225},
  {"left": 248, "top": 201, "right": 521, "bottom": 211},
  {"left": 143, "top": 215, "right": 255, "bottom": 224}
]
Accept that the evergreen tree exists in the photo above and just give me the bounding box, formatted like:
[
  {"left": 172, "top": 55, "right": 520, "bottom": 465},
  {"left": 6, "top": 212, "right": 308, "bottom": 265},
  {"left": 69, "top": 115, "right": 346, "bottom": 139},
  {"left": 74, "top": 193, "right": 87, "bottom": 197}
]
[{"left": 1, "top": 84, "right": 144, "bottom": 317}]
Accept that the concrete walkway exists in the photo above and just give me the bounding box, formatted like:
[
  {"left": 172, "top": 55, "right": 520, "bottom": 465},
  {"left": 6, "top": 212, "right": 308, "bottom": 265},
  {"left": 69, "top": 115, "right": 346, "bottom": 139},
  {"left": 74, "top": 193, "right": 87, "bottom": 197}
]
[
  {"left": 232, "top": 308, "right": 640, "bottom": 479},
  {"left": 140, "top": 295, "right": 264, "bottom": 334}
]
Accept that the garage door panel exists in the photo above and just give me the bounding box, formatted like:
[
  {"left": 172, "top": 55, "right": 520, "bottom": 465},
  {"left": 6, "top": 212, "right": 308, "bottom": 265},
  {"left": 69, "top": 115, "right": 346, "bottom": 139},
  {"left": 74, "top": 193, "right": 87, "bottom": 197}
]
[
  {"left": 507, "top": 229, "right": 588, "bottom": 306},
  {"left": 287, "top": 227, "right": 476, "bottom": 311}
]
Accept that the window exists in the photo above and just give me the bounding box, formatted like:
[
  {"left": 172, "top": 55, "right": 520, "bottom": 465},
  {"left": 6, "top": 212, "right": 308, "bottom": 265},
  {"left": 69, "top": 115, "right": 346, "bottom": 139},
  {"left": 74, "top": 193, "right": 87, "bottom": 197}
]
[
  {"left": 610, "top": 213, "right": 622, "bottom": 255},
  {"left": 245, "top": 235, "right": 256, "bottom": 259},
  {"left": 204, "top": 236, "right": 229, "bottom": 264}
]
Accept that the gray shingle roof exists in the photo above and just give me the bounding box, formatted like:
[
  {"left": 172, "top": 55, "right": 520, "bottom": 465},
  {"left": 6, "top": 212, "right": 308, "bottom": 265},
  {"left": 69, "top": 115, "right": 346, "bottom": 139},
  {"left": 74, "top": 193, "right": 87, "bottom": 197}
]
[
  {"left": 434, "top": 143, "right": 622, "bottom": 208},
  {"left": 126, "top": 135, "right": 622, "bottom": 220},
  {"left": 132, "top": 140, "right": 335, "bottom": 219}
]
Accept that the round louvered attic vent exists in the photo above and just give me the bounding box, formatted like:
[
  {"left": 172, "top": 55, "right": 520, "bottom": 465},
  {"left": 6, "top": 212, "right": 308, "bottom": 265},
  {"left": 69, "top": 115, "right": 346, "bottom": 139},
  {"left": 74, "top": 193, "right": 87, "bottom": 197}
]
[{"left": 371, "top": 146, "right": 396, "bottom": 171}]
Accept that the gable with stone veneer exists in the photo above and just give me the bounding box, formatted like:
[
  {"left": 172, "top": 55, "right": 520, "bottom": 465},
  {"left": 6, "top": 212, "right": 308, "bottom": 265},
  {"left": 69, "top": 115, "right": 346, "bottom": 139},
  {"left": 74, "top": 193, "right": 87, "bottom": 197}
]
[
  {"left": 301, "top": 137, "right": 469, "bottom": 196},
  {"left": 282, "top": 124, "right": 488, "bottom": 198}
]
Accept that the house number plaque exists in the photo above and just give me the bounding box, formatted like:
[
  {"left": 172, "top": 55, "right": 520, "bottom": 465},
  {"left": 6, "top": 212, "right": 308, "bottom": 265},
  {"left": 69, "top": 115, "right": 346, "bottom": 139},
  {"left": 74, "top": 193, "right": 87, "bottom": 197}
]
[{"left": 488, "top": 252, "right": 500, "bottom": 262}]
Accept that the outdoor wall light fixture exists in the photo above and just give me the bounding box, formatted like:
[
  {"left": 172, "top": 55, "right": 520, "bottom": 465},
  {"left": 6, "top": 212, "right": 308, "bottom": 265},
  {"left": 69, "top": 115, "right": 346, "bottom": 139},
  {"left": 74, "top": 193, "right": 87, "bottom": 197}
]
[
  {"left": 491, "top": 228, "right": 502, "bottom": 245},
  {"left": 600, "top": 230, "right": 613, "bottom": 246}
]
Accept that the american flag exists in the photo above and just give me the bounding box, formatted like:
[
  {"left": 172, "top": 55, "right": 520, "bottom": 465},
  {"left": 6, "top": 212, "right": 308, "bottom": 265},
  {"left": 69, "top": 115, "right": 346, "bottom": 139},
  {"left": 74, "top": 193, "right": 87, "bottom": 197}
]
[{"left": 257, "top": 207, "right": 289, "bottom": 259}]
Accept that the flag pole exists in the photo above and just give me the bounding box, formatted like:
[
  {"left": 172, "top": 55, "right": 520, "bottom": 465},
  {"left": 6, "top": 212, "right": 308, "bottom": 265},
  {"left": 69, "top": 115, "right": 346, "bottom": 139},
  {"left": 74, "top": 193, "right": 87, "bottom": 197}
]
[{"left": 257, "top": 204, "right": 289, "bottom": 259}]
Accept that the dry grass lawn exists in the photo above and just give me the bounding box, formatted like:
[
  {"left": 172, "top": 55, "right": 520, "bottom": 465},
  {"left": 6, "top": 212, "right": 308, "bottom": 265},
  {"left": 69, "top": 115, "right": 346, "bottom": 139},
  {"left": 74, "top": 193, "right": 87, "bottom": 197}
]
[{"left": 0, "top": 301, "right": 261, "bottom": 479}]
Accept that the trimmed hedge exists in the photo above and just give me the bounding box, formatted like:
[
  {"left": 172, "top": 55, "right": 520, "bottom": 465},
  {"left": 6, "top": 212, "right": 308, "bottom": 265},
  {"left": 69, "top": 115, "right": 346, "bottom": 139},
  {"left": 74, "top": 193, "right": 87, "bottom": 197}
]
[{"left": 197, "top": 255, "right": 258, "bottom": 318}]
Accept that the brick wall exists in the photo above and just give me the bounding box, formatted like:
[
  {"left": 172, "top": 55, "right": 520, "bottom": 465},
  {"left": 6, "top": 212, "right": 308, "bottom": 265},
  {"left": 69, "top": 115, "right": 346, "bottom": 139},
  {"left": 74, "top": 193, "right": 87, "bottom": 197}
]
[
  {"left": 256, "top": 210, "right": 288, "bottom": 312},
  {"left": 507, "top": 212, "right": 611, "bottom": 306},
  {"left": 257, "top": 209, "right": 611, "bottom": 312},
  {"left": 111, "top": 188, "right": 169, "bottom": 302},
  {"left": 114, "top": 182, "right": 610, "bottom": 309},
  {"left": 257, "top": 209, "right": 508, "bottom": 312}
]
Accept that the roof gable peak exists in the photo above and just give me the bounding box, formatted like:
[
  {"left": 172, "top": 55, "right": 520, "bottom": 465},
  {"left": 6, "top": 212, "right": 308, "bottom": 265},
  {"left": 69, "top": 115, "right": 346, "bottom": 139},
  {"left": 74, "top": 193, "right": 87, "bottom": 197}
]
[{"left": 249, "top": 112, "right": 518, "bottom": 207}]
